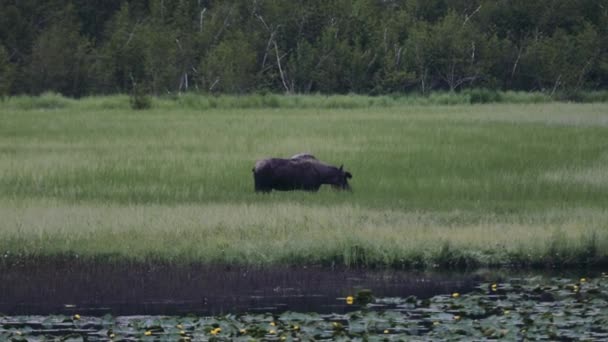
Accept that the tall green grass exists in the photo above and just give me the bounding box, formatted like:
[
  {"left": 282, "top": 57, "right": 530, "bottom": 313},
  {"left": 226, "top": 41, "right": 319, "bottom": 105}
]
[
  {"left": 1, "top": 200, "right": 606, "bottom": 268},
  {"left": 3, "top": 90, "right": 607, "bottom": 113},
  {"left": 1, "top": 99, "right": 608, "bottom": 268}
]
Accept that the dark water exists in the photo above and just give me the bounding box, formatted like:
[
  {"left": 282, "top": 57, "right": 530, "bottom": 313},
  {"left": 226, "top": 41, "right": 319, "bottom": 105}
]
[{"left": 0, "top": 261, "right": 485, "bottom": 316}]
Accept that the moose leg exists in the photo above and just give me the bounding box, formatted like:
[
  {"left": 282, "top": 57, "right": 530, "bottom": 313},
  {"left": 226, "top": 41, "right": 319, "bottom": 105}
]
[
  {"left": 255, "top": 185, "right": 272, "bottom": 193},
  {"left": 254, "top": 173, "right": 272, "bottom": 193}
]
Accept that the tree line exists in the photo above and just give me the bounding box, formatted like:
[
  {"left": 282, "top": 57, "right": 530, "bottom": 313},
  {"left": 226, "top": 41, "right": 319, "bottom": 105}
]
[{"left": 1, "top": 0, "right": 607, "bottom": 97}]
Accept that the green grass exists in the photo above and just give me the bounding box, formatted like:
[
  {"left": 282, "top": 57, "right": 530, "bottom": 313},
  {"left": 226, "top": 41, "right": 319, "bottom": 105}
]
[
  {"left": 2, "top": 90, "right": 607, "bottom": 112},
  {"left": 1, "top": 95, "right": 608, "bottom": 268}
]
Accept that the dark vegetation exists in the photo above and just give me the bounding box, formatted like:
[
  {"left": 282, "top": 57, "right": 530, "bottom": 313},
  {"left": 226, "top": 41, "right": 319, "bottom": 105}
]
[{"left": 1, "top": 0, "right": 607, "bottom": 98}]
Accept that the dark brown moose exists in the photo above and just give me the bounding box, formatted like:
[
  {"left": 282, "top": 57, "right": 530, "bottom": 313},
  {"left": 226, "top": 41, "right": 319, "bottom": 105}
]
[{"left": 253, "top": 154, "right": 352, "bottom": 192}]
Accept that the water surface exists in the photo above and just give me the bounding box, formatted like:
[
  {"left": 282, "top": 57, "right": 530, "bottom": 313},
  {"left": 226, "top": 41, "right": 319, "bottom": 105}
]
[{"left": 0, "top": 260, "right": 481, "bottom": 316}]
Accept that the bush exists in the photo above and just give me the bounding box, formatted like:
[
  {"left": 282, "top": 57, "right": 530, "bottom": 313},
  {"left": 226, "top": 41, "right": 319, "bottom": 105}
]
[
  {"left": 554, "top": 90, "right": 608, "bottom": 103},
  {"left": 465, "top": 89, "right": 502, "bottom": 104},
  {"left": 8, "top": 92, "right": 72, "bottom": 110},
  {"left": 130, "top": 85, "right": 151, "bottom": 110}
]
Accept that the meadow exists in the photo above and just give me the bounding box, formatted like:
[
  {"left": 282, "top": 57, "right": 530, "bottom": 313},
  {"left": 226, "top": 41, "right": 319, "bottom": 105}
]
[{"left": 1, "top": 93, "right": 608, "bottom": 268}]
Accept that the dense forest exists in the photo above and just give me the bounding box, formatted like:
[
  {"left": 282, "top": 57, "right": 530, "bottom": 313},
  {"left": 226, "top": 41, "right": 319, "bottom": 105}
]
[{"left": 0, "top": 0, "right": 607, "bottom": 97}]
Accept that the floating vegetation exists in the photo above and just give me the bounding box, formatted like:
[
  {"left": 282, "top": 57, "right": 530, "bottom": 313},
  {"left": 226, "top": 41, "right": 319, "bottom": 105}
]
[{"left": 1, "top": 275, "right": 607, "bottom": 340}]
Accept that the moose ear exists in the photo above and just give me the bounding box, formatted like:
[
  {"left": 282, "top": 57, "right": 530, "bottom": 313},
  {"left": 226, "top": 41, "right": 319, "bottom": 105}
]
[
  {"left": 339, "top": 164, "right": 343, "bottom": 171},
  {"left": 345, "top": 172, "right": 352, "bottom": 179}
]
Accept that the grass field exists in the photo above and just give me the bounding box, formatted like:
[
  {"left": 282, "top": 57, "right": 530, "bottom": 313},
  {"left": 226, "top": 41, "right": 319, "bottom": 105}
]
[{"left": 1, "top": 94, "right": 608, "bottom": 268}]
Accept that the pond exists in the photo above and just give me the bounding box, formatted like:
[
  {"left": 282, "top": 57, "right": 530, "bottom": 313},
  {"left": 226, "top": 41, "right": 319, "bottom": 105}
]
[
  {"left": 0, "top": 261, "right": 480, "bottom": 316},
  {"left": 1, "top": 261, "right": 606, "bottom": 340}
]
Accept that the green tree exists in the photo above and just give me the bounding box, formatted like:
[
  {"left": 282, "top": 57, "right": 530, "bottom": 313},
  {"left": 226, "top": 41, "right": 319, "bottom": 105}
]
[
  {"left": 199, "top": 31, "right": 257, "bottom": 93},
  {"left": 522, "top": 24, "right": 601, "bottom": 94},
  {"left": 0, "top": 45, "right": 15, "bottom": 98},
  {"left": 426, "top": 11, "right": 485, "bottom": 91},
  {"left": 372, "top": 9, "right": 417, "bottom": 93},
  {"left": 312, "top": 25, "right": 351, "bottom": 93},
  {"left": 173, "top": 0, "right": 200, "bottom": 92},
  {"left": 93, "top": 3, "right": 146, "bottom": 93},
  {"left": 0, "top": 0, "right": 606, "bottom": 95},
  {"left": 286, "top": 40, "right": 317, "bottom": 93},
  {"left": 142, "top": 25, "right": 179, "bottom": 94},
  {"left": 27, "top": 5, "right": 91, "bottom": 97}
]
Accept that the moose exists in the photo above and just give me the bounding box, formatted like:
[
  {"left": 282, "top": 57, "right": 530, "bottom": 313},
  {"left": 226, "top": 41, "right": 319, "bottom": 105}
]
[{"left": 252, "top": 153, "right": 353, "bottom": 192}]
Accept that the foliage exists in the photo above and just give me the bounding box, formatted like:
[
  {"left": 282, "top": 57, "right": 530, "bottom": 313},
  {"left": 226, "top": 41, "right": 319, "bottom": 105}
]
[
  {"left": 0, "top": 0, "right": 607, "bottom": 96},
  {"left": 0, "top": 45, "right": 14, "bottom": 99},
  {"left": 200, "top": 31, "right": 257, "bottom": 93},
  {"left": 26, "top": 5, "right": 91, "bottom": 97},
  {"left": 129, "top": 82, "right": 151, "bottom": 110}
]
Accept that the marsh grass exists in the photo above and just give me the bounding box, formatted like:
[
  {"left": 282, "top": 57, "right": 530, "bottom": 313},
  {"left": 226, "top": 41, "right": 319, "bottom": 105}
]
[
  {"left": 1, "top": 97, "right": 608, "bottom": 268},
  {"left": 3, "top": 90, "right": 608, "bottom": 113},
  {"left": 2, "top": 200, "right": 607, "bottom": 268}
]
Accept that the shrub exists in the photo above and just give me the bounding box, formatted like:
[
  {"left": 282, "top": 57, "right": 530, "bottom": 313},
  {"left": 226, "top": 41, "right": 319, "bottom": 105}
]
[
  {"left": 130, "top": 85, "right": 151, "bottom": 110},
  {"left": 466, "top": 89, "right": 502, "bottom": 104}
]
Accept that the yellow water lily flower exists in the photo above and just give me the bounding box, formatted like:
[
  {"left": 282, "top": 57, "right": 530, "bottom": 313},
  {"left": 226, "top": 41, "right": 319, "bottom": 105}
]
[
  {"left": 270, "top": 321, "right": 276, "bottom": 326},
  {"left": 580, "top": 278, "right": 587, "bottom": 283},
  {"left": 144, "top": 331, "right": 152, "bottom": 336},
  {"left": 453, "top": 315, "right": 461, "bottom": 320},
  {"left": 384, "top": 329, "right": 389, "bottom": 334},
  {"left": 433, "top": 321, "right": 440, "bottom": 326},
  {"left": 346, "top": 296, "right": 354, "bottom": 305},
  {"left": 73, "top": 314, "right": 81, "bottom": 320},
  {"left": 452, "top": 292, "right": 460, "bottom": 298},
  {"left": 176, "top": 324, "right": 184, "bottom": 329},
  {"left": 504, "top": 310, "right": 510, "bottom": 315},
  {"left": 239, "top": 329, "right": 247, "bottom": 334},
  {"left": 292, "top": 325, "right": 300, "bottom": 331},
  {"left": 269, "top": 329, "right": 276, "bottom": 334},
  {"left": 491, "top": 284, "right": 498, "bottom": 291}
]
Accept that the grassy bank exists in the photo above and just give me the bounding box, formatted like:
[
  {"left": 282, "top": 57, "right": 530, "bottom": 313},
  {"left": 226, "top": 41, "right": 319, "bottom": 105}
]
[
  {"left": 3, "top": 90, "right": 608, "bottom": 112},
  {"left": 1, "top": 96, "right": 608, "bottom": 268}
]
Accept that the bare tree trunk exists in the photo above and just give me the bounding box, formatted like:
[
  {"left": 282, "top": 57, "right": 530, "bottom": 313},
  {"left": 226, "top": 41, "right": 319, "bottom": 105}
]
[
  {"left": 575, "top": 57, "right": 595, "bottom": 90},
  {"left": 124, "top": 20, "right": 141, "bottom": 48},
  {"left": 550, "top": 74, "right": 562, "bottom": 96},
  {"left": 449, "top": 60, "right": 456, "bottom": 91},
  {"left": 199, "top": 8, "right": 206, "bottom": 33},
  {"left": 421, "top": 68, "right": 427, "bottom": 95},
  {"left": 261, "top": 32, "right": 275, "bottom": 70},
  {"left": 511, "top": 46, "right": 523, "bottom": 78},
  {"left": 395, "top": 46, "right": 402, "bottom": 66},
  {"left": 273, "top": 40, "right": 290, "bottom": 93},
  {"left": 462, "top": 5, "right": 482, "bottom": 26},
  {"left": 256, "top": 14, "right": 291, "bottom": 93},
  {"left": 209, "top": 78, "right": 220, "bottom": 92},
  {"left": 160, "top": 0, "right": 165, "bottom": 21},
  {"left": 179, "top": 73, "right": 188, "bottom": 92},
  {"left": 213, "top": 5, "right": 234, "bottom": 43}
]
